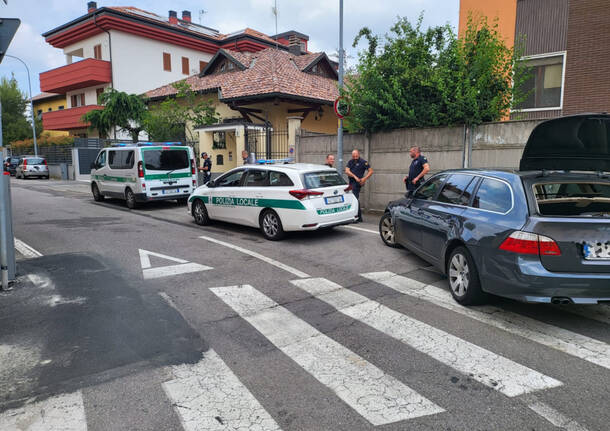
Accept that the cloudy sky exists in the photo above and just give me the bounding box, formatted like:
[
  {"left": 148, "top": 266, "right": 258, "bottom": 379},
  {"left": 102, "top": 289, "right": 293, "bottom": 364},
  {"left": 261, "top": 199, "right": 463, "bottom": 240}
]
[{"left": 0, "top": 0, "right": 459, "bottom": 98}]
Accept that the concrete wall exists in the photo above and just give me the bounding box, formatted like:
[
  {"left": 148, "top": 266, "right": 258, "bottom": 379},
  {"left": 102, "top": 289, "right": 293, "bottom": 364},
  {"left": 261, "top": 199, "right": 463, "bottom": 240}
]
[{"left": 297, "top": 119, "right": 543, "bottom": 211}]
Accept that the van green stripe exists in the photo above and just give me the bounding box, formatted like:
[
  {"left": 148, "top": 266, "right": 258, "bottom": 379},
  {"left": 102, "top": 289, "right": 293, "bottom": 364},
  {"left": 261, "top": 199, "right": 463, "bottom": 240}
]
[
  {"left": 144, "top": 172, "right": 192, "bottom": 180},
  {"left": 92, "top": 174, "right": 136, "bottom": 183}
]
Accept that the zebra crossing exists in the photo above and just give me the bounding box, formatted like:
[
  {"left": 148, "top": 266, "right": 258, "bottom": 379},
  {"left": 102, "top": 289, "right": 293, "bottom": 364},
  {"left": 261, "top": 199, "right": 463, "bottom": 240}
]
[{"left": 2, "top": 272, "right": 604, "bottom": 430}]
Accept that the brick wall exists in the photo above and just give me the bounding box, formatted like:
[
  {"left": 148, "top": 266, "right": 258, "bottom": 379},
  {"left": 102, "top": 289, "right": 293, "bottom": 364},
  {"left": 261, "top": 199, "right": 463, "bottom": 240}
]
[{"left": 563, "top": 0, "right": 610, "bottom": 115}]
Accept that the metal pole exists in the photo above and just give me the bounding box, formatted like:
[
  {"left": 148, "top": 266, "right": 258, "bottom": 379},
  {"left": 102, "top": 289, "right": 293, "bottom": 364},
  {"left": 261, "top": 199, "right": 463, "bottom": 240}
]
[
  {"left": 5, "top": 54, "right": 38, "bottom": 156},
  {"left": 1, "top": 101, "right": 16, "bottom": 289},
  {"left": 337, "top": 0, "right": 344, "bottom": 175}
]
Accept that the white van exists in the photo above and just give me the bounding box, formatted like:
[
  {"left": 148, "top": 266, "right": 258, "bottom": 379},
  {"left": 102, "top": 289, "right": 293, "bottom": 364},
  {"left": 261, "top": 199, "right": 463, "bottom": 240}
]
[{"left": 90, "top": 143, "right": 197, "bottom": 208}]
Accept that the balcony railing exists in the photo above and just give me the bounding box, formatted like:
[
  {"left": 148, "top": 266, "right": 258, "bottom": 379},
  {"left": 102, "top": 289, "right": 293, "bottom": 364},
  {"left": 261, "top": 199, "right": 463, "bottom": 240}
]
[
  {"left": 40, "top": 58, "right": 111, "bottom": 94},
  {"left": 42, "top": 105, "right": 103, "bottom": 130}
]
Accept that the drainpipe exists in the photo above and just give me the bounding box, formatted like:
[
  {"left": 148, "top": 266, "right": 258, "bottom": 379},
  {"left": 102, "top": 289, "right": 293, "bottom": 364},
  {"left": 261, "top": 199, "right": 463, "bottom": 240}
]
[{"left": 93, "top": 12, "right": 116, "bottom": 140}]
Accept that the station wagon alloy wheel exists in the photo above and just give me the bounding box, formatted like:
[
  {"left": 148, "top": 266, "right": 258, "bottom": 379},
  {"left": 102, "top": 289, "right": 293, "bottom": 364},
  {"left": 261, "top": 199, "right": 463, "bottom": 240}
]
[
  {"left": 260, "top": 209, "right": 285, "bottom": 240},
  {"left": 193, "top": 200, "right": 210, "bottom": 226},
  {"left": 447, "top": 246, "right": 485, "bottom": 305},
  {"left": 379, "top": 212, "right": 400, "bottom": 248},
  {"left": 449, "top": 253, "right": 469, "bottom": 297}
]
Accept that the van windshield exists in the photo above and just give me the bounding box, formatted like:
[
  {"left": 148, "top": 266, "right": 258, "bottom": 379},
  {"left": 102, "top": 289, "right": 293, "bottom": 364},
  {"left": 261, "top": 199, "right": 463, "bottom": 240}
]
[
  {"left": 143, "top": 149, "right": 189, "bottom": 171},
  {"left": 534, "top": 182, "right": 610, "bottom": 217}
]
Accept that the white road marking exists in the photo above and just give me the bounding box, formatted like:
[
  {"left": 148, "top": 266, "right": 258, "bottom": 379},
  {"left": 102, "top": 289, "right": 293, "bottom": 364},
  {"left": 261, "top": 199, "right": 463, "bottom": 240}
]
[
  {"left": 14, "top": 238, "right": 43, "bottom": 258},
  {"left": 522, "top": 395, "right": 589, "bottom": 431},
  {"left": 163, "top": 349, "right": 281, "bottom": 431},
  {"left": 362, "top": 272, "right": 610, "bottom": 370},
  {"left": 211, "top": 285, "right": 443, "bottom": 425},
  {"left": 199, "top": 236, "right": 310, "bottom": 278},
  {"left": 0, "top": 391, "right": 87, "bottom": 431},
  {"left": 138, "top": 249, "right": 212, "bottom": 280},
  {"left": 343, "top": 225, "right": 378, "bottom": 234},
  {"left": 291, "top": 278, "right": 562, "bottom": 397}
]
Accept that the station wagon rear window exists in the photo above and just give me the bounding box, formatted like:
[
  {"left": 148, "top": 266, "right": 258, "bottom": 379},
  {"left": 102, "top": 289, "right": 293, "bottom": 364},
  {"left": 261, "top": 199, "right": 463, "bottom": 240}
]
[
  {"left": 25, "top": 158, "right": 45, "bottom": 165},
  {"left": 143, "top": 149, "right": 189, "bottom": 171},
  {"left": 533, "top": 182, "right": 610, "bottom": 217},
  {"left": 303, "top": 171, "right": 346, "bottom": 189}
]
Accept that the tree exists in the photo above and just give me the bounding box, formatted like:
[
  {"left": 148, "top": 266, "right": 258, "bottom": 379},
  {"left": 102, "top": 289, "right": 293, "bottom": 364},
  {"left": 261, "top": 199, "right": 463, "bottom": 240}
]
[
  {"left": 344, "top": 14, "right": 529, "bottom": 132},
  {"left": 0, "top": 76, "right": 41, "bottom": 145},
  {"left": 143, "top": 81, "right": 219, "bottom": 142},
  {"left": 82, "top": 89, "right": 147, "bottom": 142}
]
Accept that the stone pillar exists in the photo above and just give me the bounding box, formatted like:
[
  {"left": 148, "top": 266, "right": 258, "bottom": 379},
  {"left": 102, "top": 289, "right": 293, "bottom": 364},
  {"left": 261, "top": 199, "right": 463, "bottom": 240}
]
[
  {"left": 286, "top": 116, "right": 303, "bottom": 161},
  {"left": 235, "top": 126, "right": 246, "bottom": 166}
]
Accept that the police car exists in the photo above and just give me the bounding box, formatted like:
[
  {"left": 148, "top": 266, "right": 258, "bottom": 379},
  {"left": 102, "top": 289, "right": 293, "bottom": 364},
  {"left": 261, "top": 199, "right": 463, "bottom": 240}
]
[
  {"left": 90, "top": 143, "right": 198, "bottom": 208},
  {"left": 187, "top": 163, "right": 359, "bottom": 240}
]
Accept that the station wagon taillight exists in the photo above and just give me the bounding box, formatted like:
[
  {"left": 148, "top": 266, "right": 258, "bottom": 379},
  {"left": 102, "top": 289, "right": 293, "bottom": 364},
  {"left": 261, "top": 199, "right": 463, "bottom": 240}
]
[
  {"left": 289, "top": 189, "right": 324, "bottom": 200},
  {"left": 22, "top": 159, "right": 27, "bottom": 167},
  {"left": 137, "top": 161, "right": 144, "bottom": 178},
  {"left": 191, "top": 159, "right": 196, "bottom": 175},
  {"left": 43, "top": 159, "right": 47, "bottom": 165},
  {"left": 499, "top": 231, "right": 561, "bottom": 256}
]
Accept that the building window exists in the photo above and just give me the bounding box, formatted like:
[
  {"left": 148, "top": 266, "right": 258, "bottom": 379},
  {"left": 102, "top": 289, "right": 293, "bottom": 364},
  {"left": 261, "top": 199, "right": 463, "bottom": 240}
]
[
  {"left": 93, "top": 44, "right": 102, "bottom": 60},
  {"left": 71, "top": 93, "right": 86, "bottom": 108},
  {"left": 96, "top": 87, "right": 104, "bottom": 102},
  {"left": 216, "top": 154, "right": 224, "bottom": 166},
  {"left": 48, "top": 107, "right": 52, "bottom": 111},
  {"left": 58, "top": 106, "right": 64, "bottom": 110},
  {"left": 213, "top": 131, "right": 226, "bottom": 149},
  {"left": 227, "top": 61, "right": 234, "bottom": 70},
  {"left": 36, "top": 109, "right": 42, "bottom": 119},
  {"left": 199, "top": 61, "right": 208, "bottom": 73},
  {"left": 517, "top": 54, "right": 564, "bottom": 110},
  {"left": 182, "top": 57, "right": 189, "bottom": 75},
  {"left": 163, "top": 52, "right": 171, "bottom": 71}
]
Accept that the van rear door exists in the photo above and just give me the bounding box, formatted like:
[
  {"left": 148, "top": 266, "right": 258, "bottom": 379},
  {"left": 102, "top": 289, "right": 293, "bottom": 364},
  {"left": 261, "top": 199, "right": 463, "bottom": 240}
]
[{"left": 141, "top": 147, "right": 192, "bottom": 198}]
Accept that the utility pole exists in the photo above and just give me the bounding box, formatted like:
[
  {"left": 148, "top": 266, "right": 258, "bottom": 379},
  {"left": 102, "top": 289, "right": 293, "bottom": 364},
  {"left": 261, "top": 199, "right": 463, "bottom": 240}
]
[
  {"left": 337, "top": 0, "right": 344, "bottom": 175},
  {"left": 0, "top": 102, "right": 16, "bottom": 289}
]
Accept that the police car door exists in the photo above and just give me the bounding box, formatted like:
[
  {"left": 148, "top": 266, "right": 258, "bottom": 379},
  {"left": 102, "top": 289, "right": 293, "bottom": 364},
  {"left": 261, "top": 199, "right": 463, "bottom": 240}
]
[
  {"left": 241, "top": 169, "right": 269, "bottom": 227},
  {"left": 209, "top": 168, "right": 246, "bottom": 223}
]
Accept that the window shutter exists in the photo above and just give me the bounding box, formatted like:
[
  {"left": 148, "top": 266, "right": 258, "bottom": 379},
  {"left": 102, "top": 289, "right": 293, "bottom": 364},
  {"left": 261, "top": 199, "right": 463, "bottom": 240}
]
[
  {"left": 80, "top": 93, "right": 86, "bottom": 106},
  {"left": 199, "top": 61, "right": 208, "bottom": 73},
  {"left": 163, "top": 53, "right": 171, "bottom": 71},
  {"left": 182, "top": 57, "right": 189, "bottom": 75},
  {"left": 94, "top": 44, "right": 102, "bottom": 60}
]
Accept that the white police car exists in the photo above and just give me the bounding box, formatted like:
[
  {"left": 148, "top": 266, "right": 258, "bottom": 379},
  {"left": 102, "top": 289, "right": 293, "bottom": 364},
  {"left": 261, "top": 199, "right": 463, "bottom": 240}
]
[
  {"left": 90, "top": 143, "right": 197, "bottom": 209},
  {"left": 187, "top": 163, "right": 359, "bottom": 240}
]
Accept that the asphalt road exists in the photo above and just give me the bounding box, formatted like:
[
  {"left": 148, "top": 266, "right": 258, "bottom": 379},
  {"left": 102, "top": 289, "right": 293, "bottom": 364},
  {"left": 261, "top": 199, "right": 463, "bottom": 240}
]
[{"left": 1, "top": 178, "right": 609, "bottom": 431}]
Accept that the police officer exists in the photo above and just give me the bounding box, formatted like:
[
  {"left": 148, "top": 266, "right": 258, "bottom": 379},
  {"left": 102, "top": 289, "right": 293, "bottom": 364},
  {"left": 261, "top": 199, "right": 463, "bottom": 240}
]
[
  {"left": 345, "top": 149, "right": 373, "bottom": 222},
  {"left": 325, "top": 154, "right": 335, "bottom": 168},
  {"left": 404, "top": 146, "right": 430, "bottom": 192},
  {"left": 199, "top": 152, "right": 212, "bottom": 184}
]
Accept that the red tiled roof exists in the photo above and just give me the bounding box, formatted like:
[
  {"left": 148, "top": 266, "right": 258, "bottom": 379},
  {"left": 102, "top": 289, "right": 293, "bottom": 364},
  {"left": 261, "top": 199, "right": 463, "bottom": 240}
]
[
  {"left": 30, "top": 92, "right": 64, "bottom": 102},
  {"left": 145, "top": 48, "right": 339, "bottom": 104}
]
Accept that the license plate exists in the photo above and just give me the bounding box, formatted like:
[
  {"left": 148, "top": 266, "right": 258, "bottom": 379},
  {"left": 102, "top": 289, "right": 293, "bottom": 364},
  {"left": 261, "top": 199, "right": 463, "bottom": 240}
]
[
  {"left": 583, "top": 241, "right": 610, "bottom": 260},
  {"left": 325, "top": 195, "right": 344, "bottom": 205},
  {"left": 162, "top": 189, "right": 177, "bottom": 195}
]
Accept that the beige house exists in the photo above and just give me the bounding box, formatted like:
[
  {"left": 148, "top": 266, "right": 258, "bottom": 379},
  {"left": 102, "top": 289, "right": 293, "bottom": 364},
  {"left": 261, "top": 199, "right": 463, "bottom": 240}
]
[{"left": 146, "top": 47, "right": 339, "bottom": 173}]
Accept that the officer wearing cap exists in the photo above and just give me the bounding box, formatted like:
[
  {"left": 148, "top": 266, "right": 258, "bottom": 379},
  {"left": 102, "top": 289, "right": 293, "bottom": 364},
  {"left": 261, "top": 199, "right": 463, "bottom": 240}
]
[
  {"left": 345, "top": 149, "right": 373, "bottom": 222},
  {"left": 199, "top": 152, "right": 212, "bottom": 184}
]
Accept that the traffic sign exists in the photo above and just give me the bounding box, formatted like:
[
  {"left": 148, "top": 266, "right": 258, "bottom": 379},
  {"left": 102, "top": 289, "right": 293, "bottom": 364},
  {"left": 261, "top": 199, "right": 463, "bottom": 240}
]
[
  {"left": 334, "top": 96, "right": 350, "bottom": 119},
  {"left": 0, "top": 18, "right": 20, "bottom": 64}
]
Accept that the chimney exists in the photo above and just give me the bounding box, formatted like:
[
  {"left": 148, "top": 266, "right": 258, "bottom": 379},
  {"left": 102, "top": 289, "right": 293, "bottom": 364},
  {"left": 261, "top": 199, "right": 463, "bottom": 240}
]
[
  {"left": 87, "top": 1, "right": 97, "bottom": 13},
  {"left": 288, "top": 34, "right": 303, "bottom": 55},
  {"left": 168, "top": 10, "right": 178, "bottom": 25},
  {"left": 182, "top": 10, "right": 191, "bottom": 22}
]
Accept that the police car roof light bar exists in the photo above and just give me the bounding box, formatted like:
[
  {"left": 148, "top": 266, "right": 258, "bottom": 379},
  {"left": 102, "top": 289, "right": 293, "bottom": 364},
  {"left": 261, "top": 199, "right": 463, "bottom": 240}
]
[{"left": 255, "top": 157, "right": 295, "bottom": 165}]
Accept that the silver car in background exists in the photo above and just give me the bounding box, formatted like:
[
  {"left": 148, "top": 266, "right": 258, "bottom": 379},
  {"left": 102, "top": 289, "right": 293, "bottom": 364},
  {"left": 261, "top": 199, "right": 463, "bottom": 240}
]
[{"left": 15, "top": 156, "right": 50, "bottom": 179}]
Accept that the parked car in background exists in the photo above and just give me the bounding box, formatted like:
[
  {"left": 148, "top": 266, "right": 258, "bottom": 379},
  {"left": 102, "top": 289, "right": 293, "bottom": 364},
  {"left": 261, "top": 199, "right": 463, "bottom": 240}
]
[
  {"left": 15, "top": 156, "right": 49, "bottom": 179},
  {"left": 90, "top": 143, "right": 198, "bottom": 209},
  {"left": 379, "top": 114, "right": 610, "bottom": 306},
  {"left": 188, "top": 163, "right": 359, "bottom": 240},
  {"left": 3, "top": 156, "right": 20, "bottom": 176}
]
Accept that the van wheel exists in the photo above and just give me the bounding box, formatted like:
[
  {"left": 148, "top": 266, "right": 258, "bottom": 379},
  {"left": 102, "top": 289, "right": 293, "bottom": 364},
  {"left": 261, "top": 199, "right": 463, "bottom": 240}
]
[
  {"left": 192, "top": 199, "right": 210, "bottom": 225},
  {"left": 92, "top": 183, "right": 104, "bottom": 201},
  {"left": 379, "top": 212, "right": 400, "bottom": 248},
  {"left": 447, "top": 246, "right": 485, "bottom": 305},
  {"left": 125, "top": 188, "right": 137, "bottom": 209},
  {"left": 260, "top": 209, "right": 285, "bottom": 241}
]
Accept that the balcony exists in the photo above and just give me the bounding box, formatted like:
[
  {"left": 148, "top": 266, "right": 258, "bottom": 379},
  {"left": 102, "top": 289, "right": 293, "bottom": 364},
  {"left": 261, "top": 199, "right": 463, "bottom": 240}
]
[
  {"left": 42, "top": 105, "right": 103, "bottom": 130},
  {"left": 40, "top": 58, "right": 111, "bottom": 94}
]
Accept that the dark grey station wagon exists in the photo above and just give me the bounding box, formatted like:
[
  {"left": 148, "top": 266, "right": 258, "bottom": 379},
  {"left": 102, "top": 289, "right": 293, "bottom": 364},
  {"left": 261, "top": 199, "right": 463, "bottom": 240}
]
[{"left": 380, "top": 114, "right": 610, "bottom": 305}]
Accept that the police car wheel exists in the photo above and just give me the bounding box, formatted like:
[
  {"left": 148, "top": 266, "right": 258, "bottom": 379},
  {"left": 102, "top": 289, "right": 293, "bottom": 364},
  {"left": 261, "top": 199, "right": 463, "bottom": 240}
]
[
  {"left": 260, "top": 209, "right": 285, "bottom": 241},
  {"left": 379, "top": 212, "right": 400, "bottom": 248},
  {"left": 125, "top": 188, "right": 137, "bottom": 209},
  {"left": 92, "top": 183, "right": 104, "bottom": 202},
  {"left": 192, "top": 199, "right": 210, "bottom": 226}
]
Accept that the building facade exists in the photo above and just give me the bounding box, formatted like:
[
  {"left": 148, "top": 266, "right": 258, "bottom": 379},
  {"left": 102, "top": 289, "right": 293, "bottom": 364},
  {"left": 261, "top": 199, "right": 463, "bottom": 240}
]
[
  {"left": 39, "top": 1, "right": 311, "bottom": 138},
  {"left": 31, "top": 92, "right": 69, "bottom": 137},
  {"left": 459, "top": 0, "right": 610, "bottom": 120}
]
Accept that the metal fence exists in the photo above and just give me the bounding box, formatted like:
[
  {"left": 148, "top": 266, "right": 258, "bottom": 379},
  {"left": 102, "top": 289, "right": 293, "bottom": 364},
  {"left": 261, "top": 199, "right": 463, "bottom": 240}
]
[
  {"left": 13, "top": 145, "right": 73, "bottom": 164},
  {"left": 245, "top": 128, "right": 289, "bottom": 160}
]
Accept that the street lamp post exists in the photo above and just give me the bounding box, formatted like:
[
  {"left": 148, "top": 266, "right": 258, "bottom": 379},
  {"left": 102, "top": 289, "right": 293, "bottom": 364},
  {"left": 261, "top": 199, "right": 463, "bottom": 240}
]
[
  {"left": 337, "top": 0, "right": 344, "bottom": 175},
  {"left": 5, "top": 54, "right": 38, "bottom": 156}
]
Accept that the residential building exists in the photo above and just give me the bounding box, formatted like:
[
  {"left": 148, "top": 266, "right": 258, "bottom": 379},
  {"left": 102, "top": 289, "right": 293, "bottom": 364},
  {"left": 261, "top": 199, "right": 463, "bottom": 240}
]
[
  {"left": 39, "top": 1, "right": 312, "bottom": 138},
  {"left": 458, "top": 0, "right": 610, "bottom": 120},
  {"left": 31, "top": 92, "right": 69, "bottom": 137},
  {"left": 146, "top": 48, "right": 339, "bottom": 173}
]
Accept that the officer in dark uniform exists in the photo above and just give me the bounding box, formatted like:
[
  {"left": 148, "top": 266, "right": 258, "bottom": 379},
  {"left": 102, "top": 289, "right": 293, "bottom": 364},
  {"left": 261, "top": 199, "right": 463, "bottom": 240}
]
[
  {"left": 199, "top": 152, "right": 212, "bottom": 184},
  {"left": 404, "top": 146, "right": 430, "bottom": 192},
  {"left": 345, "top": 149, "right": 373, "bottom": 222}
]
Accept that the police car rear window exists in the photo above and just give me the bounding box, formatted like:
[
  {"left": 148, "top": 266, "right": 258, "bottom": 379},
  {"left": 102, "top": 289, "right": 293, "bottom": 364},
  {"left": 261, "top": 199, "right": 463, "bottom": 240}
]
[
  {"left": 303, "top": 171, "right": 346, "bottom": 189},
  {"left": 143, "top": 149, "right": 189, "bottom": 171}
]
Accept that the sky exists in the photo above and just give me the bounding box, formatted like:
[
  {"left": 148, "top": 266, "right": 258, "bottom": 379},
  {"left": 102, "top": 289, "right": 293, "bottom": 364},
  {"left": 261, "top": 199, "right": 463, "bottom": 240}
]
[{"left": 0, "top": 0, "right": 459, "bottom": 99}]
